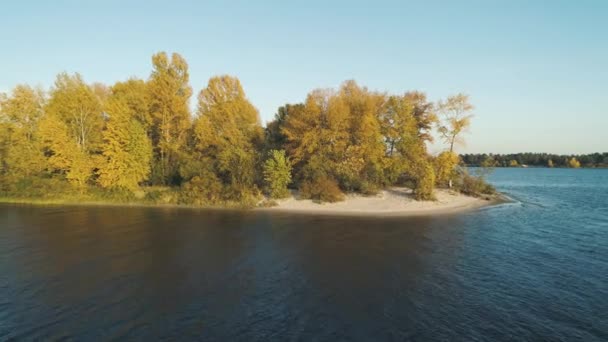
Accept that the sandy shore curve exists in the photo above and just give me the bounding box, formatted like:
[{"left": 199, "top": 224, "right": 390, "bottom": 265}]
[{"left": 258, "top": 187, "right": 503, "bottom": 217}]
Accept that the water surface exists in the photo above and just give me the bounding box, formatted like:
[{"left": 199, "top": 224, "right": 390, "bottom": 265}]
[{"left": 1, "top": 168, "right": 607, "bottom": 340}]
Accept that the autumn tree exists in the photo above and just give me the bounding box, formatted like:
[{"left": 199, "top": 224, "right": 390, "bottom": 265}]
[
  {"left": 338, "top": 80, "right": 386, "bottom": 191},
  {"left": 147, "top": 52, "right": 192, "bottom": 185},
  {"left": 568, "top": 157, "right": 581, "bottom": 168},
  {"left": 191, "top": 75, "right": 263, "bottom": 200},
  {"left": 434, "top": 151, "right": 460, "bottom": 187},
  {"left": 0, "top": 66, "right": 478, "bottom": 206},
  {"left": 38, "top": 113, "right": 93, "bottom": 187},
  {"left": 410, "top": 160, "right": 436, "bottom": 200},
  {"left": 403, "top": 91, "right": 436, "bottom": 143},
  {"left": 265, "top": 104, "right": 304, "bottom": 151},
  {"left": 282, "top": 84, "right": 441, "bottom": 201},
  {"left": 0, "top": 85, "right": 46, "bottom": 179},
  {"left": 97, "top": 93, "right": 152, "bottom": 191},
  {"left": 380, "top": 94, "right": 435, "bottom": 198},
  {"left": 45, "top": 73, "right": 104, "bottom": 153},
  {"left": 110, "top": 78, "right": 151, "bottom": 131},
  {"left": 40, "top": 73, "right": 104, "bottom": 187},
  {"left": 282, "top": 89, "right": 349, "bottom": 192},
  {"left": 380, "top": 95, "right": 418, "bottom": 158},
  {"left": 437, "top": 93, "right": 473, "bottom": 153}
]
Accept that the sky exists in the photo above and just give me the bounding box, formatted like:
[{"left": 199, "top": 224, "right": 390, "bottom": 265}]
[{"left": 1, "top": 0, "right": 606, "bottom": 154}]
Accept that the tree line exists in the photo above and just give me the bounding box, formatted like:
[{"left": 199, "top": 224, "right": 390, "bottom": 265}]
[
  {"left": 0, "top": 51, "right": 486, "bottom": 207},
  {"left": 461, "top": 153, "right": 608, "bottom": 168}
]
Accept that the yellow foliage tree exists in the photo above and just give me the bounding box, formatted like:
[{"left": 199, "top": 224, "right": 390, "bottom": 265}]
[
  {"left": 38, "top": 114, "right": 93, "bottom": 187},
  {"left": 97, "top": 97, "right": 152, "bottom": 191},
  {"left": 45, "top": 73, "right": 104, "bottom": 152},
  {"left": 338, "top": 81, "right": 386, "bottom": 190},
  {"left": 110, "top": 78, "right": 151, "bottom": 131},
  {"left": 0, "top": 85, "right": 46, "bottom": 178},
  {"left": 403, "top": 91, "right": 437, "bottom": 143},
  {"left": 147, "top": 52, "right": 192, "bottom": 185},
  {"left": 39, "top": 73, "right": 105, "bottom": 188},
  {"left": 568, "top": 158, "right": 581, "bottom": 168},
  {"left": 192, "top": 75, "right": 263, "bottom": 199},
  {"left": 382, "top": 94, "right": 436, "bottom": 198},
  {"left": 437, "top": 94, "right": 473, "bottom": 153},
  {"left": 434, "top": 151, "right": 460, "bottom": 187},
  {"left": 282, "top": 89, "right": 350, "bottom": 188}
]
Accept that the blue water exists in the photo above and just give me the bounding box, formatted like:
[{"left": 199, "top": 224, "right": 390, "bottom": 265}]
[{"left": 0, "top": 168, "right": 606, "bottom": 340}]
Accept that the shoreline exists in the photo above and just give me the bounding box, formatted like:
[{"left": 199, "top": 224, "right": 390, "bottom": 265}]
[
  {"left": 0, "top": 197, "right": 245, "bottom": 212},
  {"left": 0, "top": 188, "right": 509, "bottom": 217},
  {"left": 257, "top": 188, "right": 508, "bottom": 217}
]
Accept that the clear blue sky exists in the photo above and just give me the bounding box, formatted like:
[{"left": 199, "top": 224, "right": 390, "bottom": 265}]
[{"left": 1, "top": 0, "right": 606, "bottom": 154}]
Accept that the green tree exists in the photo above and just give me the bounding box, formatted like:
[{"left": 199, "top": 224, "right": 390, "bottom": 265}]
[{"left": 263, "top": 149, "right": 292, "bottom": 198}]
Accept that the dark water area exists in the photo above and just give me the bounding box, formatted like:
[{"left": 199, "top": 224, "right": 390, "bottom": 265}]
[{"left": 1, "top": 168, "right": 607, "bottom": 341}]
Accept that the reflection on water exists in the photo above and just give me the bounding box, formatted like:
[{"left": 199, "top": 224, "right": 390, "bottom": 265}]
[{"left": 0, "top": 168, "right": 607, "bottom": 340}]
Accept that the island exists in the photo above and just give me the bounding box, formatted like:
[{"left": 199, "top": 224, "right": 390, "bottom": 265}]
[{"left": 0, "top": 52, "right": 496, "bottom": 211}]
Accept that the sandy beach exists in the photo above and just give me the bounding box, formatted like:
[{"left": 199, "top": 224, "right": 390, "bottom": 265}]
[{"left": 259, "top": 187, "right": 500, "bottom": 217}]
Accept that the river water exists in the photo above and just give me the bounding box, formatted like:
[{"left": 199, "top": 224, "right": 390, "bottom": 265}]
[{"left": 1, "top": 168, "right": 606, "bottom": 340}]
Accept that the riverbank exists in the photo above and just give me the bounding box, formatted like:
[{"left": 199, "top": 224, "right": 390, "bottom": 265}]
[
  {"left": 0, "top": 187, "right": 507, "bottom": 216},
  {"left": 259, "top": 187, "right": 506, "bottom": 217},
  {"left": 0, "top": 196, "right": 247, "bottom": 211}
]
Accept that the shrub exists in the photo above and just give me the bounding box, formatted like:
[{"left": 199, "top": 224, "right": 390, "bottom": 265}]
[
  {"left": 144, "top": 189, "right": 163, "bottom": 204},
  {"left": 456, "top": 169, "right": 496, "bottom": 197},
  {"left": 299, "top": 177, "right": 344, "bottom": 203},
  {"left": 179, "top": 174, "right": 224, "bottom": 205},
  {"left": 412, "top": 162, "right": 436, "bottom": 201},
  {"left": 223, "top": 184, "right": 261, "bottom": 207},
  {"left": 433, "top": 151, "right": 459, "bottom": 187},
  {"left": 91, "top": 186, "right": 136, "bottom": 203},
  {"left": 263, "top": 149, "right": 292, "bottom": 199},
  {"left": 359, "top": 180, "right": 379, "bottom": 196},
  {"left": 0, "top": 176, "right": 78, "bottom": 199}
]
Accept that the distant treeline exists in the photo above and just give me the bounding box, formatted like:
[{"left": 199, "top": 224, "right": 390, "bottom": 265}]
[
  {"left": 0, "top": 51, "right": 493, "bottom": 208},
  {"left": 460, "top": 153, "right": 608, "bottom": 168}
]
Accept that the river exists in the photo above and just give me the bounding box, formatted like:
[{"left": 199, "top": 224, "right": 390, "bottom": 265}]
[{"left": 1, "top": 168, "right": 606, "bottom": 340}]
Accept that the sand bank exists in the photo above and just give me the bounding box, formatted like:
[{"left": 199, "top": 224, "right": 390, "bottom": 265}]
[{"left": 259, "top": 187, "right": 502, "bottom": 217}]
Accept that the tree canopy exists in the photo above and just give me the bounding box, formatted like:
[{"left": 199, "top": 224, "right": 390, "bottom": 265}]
[
  {"left": 0, "top": 52, "right": 502, "bottom": 205},
  {"left": 461, "top": 153, "right": 607, "bottom": 168}
]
